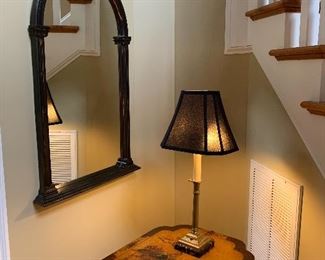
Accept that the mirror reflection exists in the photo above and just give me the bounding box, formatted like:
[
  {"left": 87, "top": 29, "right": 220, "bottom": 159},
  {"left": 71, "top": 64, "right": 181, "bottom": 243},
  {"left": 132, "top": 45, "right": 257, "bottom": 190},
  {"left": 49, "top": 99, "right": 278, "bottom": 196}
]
[{"left": 44, "top": 0, "right": 119, "bottom": 184}]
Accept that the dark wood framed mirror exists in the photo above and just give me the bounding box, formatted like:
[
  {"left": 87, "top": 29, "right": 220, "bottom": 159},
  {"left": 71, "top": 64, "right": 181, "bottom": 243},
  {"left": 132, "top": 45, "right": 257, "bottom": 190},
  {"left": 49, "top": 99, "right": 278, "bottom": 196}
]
[{"left": 29, "top": 0, "right": 140, "bottom": 207}]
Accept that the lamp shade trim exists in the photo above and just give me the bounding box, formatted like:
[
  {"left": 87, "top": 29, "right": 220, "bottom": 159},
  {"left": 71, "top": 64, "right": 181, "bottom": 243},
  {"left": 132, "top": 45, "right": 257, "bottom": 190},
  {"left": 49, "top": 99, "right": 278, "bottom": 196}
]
[
  {"left": 161, "top": 90, "right": 239, "bottom": 156},
  {"left": 213, "top": 94, "right": 224, "bottom": 152},
  {"left": 214, "top": 93, "right": 238, "bottom": 153},
  {"left": 160, "top": 145, "right": 239, "bottom": 156}
]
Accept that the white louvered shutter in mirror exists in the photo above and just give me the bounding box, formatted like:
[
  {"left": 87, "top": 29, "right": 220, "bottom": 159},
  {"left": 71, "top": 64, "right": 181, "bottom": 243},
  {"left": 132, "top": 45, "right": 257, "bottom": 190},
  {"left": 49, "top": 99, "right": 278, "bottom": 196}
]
[
  {"left": 49, "top": 130, "right": 77, "bottom": 184},
  {"left": 248, "top": 160, "right": 303, "bottom": 260}
]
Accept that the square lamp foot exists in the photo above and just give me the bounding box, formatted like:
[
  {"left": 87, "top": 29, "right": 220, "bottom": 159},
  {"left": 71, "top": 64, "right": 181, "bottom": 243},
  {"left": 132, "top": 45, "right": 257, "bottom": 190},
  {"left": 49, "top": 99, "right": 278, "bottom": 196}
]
[{"left": 174, "top": 230, "right": 214, "bottom": 258}]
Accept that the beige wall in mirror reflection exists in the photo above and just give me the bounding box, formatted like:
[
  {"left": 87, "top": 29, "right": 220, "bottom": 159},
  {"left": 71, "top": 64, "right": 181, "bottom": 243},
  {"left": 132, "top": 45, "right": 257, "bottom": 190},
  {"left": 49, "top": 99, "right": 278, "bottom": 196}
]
[
  {"left": 48, "top": 0, "right": 119, "bottom": 178},
  {"left": 44, "top": 0, "right": 71, "bottom": 25}
]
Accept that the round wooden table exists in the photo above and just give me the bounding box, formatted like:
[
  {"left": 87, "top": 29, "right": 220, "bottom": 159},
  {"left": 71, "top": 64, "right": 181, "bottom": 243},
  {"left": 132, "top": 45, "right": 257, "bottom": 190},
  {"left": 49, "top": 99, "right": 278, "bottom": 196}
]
[{"left": 104, "top": 225, "right": 254, "bottom": 259}]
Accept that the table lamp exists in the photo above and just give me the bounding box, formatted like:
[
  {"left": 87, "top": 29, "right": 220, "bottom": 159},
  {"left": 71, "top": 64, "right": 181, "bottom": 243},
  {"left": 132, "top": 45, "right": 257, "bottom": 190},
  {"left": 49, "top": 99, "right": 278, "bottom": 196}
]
[{"left": 161, "top": 90, "right": 239, "bottom": 257}]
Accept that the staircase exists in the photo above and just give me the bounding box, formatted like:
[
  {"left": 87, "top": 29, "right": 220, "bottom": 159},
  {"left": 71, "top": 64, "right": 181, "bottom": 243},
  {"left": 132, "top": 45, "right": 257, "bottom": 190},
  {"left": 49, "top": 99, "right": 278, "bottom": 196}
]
[
  {"left": 245, "top": 0, "right": 325, "bottom": 177},
  {"left": 45, "top": 0, "right": 100, "bottom": 79}
]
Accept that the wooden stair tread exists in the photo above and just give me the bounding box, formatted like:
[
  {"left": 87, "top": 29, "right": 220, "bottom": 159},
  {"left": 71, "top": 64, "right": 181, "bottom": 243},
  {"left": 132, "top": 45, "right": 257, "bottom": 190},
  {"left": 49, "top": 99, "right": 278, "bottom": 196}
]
[
  {"left": 269, "top": 45, "right": 325, "bottom": 60},
  {"left": 246, "top": 0, "right": 301, "bottom": 21},
  {"left": 48, "top": 25, "right": 80, "bottom": 33},
  {"left": 68, "top": 0, "right": 92, "bottom": 4},
  {"left": 301, "top": 101, "right": 325, "bottom": 116}
]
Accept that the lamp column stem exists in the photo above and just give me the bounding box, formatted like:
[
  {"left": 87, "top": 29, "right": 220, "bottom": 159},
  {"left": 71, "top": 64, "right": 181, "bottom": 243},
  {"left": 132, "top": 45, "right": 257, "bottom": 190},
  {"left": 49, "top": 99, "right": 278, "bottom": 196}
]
[
  {"left": 174, "top": 154, "right": 214, "bottom": 257},
  {"left": 192, "top": 181, "right": 200, "bottom": 234},
  {"left": 192, "top": 154, "right": 202, "bottom": 234}
]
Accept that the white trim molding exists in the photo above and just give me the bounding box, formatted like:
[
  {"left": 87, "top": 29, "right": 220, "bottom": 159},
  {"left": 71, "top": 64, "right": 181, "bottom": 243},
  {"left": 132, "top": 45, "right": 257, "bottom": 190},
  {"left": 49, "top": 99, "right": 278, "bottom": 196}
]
[
  {"left": 225, "top": 0, "right": 252, "bottom": 54},
  {"left": 0, "top": 129, "right": 10, "bottom": 260}
]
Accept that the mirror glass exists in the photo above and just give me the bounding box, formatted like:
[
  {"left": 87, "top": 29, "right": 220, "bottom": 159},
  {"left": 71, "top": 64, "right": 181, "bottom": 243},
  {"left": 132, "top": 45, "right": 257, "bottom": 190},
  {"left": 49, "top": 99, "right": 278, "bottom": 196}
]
[{"left": 44, "top": 0, "right": 119, "bottom": 184}]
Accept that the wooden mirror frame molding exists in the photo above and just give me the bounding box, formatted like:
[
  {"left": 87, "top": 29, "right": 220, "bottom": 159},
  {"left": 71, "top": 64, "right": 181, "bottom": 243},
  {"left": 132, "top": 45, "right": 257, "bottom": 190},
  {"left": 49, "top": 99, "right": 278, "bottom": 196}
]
[{"left": 29, "top": 0, "right": 140, "bottom": 207}]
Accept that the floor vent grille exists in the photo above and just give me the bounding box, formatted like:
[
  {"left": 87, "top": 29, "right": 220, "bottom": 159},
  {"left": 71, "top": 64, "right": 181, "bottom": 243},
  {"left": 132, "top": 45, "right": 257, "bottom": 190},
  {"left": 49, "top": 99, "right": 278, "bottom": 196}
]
[{"left": 248, "top": 160, "right": 303, "bottom": 260}]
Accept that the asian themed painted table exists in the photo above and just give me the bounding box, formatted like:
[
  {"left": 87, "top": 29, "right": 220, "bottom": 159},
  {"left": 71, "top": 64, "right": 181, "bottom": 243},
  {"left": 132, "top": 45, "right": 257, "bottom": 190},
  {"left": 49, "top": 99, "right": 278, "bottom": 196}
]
[{"left": 104, "top": 225, "right": 254, "bottom": 260}]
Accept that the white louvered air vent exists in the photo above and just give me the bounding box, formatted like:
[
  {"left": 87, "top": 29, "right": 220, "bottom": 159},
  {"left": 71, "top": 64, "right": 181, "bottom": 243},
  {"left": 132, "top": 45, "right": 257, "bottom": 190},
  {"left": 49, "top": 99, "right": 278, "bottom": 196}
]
[
  {"left": 49, "top": 130, "right": 77, "bottom": 184},
  {"left": 248, "top": 160, "right": 303, "bottom": 260}
]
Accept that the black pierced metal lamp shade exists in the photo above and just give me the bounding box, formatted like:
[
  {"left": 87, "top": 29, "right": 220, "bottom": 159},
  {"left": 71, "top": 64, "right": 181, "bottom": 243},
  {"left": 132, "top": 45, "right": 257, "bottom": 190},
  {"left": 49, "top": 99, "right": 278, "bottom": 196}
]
[
  {"left": 161, "top": 90, "right": 238, "bottom": 155},
  {"left": 47, "top": 84, "right": 62, "bottom": 125}
]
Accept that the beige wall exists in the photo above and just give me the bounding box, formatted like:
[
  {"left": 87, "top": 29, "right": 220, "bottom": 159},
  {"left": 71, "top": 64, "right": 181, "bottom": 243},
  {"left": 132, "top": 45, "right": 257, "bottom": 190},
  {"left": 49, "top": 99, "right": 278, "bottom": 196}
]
[
  {"left": 247, "top": 55, "right": 325, "bottom": 260},
  {"left": 49, "top": 1, "right": 119, "bottom": 176},
  {"left": 44, "top": 0, "right": 53, "bottom": 25},
  {"left": 175, "top": 0, "right": 250, "bottom": 241},
  {"left": 0, "top": 1, "right": 175, "bottom": 259},
  {"left": 60, "top": 0, "right": 71, "bottom": 18},
  {"left": 44, "top": 0, "right": 70, "bottom": 25},
  {"left": 49, "top": 61, "right": 89, "bottom": 177}
]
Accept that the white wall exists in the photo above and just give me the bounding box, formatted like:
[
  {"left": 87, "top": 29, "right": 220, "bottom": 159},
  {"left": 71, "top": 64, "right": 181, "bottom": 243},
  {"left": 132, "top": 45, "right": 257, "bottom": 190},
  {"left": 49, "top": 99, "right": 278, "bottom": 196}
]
[{"left": 0, "top": 0, "right": 175, "bottom": 259}]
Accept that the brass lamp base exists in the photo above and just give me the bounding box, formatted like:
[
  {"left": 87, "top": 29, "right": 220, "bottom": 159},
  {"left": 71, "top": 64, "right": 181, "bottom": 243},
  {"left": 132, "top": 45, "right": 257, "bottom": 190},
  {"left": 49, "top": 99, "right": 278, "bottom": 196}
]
[{"left": 174, "top": 229, "right": 214, "bottom": 258}]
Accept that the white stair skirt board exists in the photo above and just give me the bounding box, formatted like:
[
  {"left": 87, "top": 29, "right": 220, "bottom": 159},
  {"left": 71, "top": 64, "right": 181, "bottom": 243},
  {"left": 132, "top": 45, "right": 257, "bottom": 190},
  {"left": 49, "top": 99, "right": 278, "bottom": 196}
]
[
  {"left": 225, "top": 0, "right": 252, "bottom": 54},
  {"left": 0, "top": 129, "right": 10, "bottom": 260},
  {"left": 49, "top": 130, "right": 78, "bottom": 184},
  {"left": 248, "top": 160, "right": 303, "bottom": 260}
]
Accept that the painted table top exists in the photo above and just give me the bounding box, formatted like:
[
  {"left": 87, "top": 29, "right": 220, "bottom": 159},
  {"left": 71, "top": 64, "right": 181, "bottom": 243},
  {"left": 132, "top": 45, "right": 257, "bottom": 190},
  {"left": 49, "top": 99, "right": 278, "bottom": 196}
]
[{"left": 104, "top": 225, "right": 254, "bottom": 260}]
